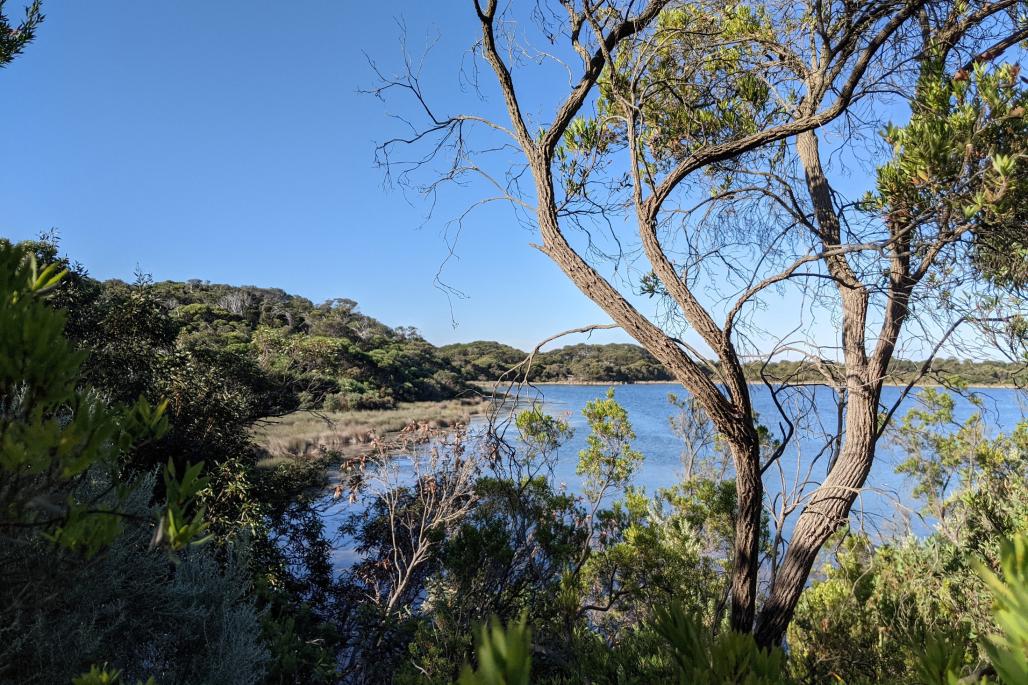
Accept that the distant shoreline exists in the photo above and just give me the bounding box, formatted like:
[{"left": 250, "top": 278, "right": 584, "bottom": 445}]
[{"left": 475, "top": 380, "right": 1021, "bottom": 390}]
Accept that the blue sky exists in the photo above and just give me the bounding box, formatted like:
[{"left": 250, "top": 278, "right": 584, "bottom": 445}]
[
  {"left": 2, "top": 1, "right": 646, "bottom": 350},
  {"left": 4, "top": 1, "right": 981, "bottom": 360}
]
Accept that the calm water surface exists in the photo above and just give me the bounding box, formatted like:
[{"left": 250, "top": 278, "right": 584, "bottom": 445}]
[
  {"left": 527, "top": 384, "right": 1023, "bottom": 532},
  {"left": 320, "top": 384, "right": 1026, "bottom": 570}
]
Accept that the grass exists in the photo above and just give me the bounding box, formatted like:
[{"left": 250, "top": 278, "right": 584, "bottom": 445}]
[{"left": 253, "top": 397, "right": 491, "bottom": 458}]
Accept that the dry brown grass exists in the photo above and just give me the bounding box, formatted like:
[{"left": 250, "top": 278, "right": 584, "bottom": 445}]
[{"left": 253, "top": 398, "right": 491, "bottom": 458}]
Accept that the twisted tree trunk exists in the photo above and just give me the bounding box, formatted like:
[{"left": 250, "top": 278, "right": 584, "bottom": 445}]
[
  {"left": 754, "top": 128, "right": 893, "bottom": 647},
  {"left": 754, "top": 380, "right": 879, "bottom": 646}
]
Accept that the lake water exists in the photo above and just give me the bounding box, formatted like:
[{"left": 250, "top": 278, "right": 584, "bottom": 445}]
[
  {"left": 523, "top": 383, "right": 1024, "bottom": 537},
  {"left": 319, "top": 383, "right": 1026, "bottom": 570}
]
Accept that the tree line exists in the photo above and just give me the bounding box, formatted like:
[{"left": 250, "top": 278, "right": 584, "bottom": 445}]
[{"left": 440, "top": 340, "right": 1028, "bottom": 386}]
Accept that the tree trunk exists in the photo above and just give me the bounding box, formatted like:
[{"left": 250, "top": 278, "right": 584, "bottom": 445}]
[
  {"left": 728, "top": 436, "right": 762, "bottom": 632},
  {"left": 754, "top": 382, "right": 877, "bottom": 646},
  {"left": 529, "top": 166, "right": 764, "bottom": 633},
  {"left": 752, "top": 128, "right": 882, "bottom": 647}
]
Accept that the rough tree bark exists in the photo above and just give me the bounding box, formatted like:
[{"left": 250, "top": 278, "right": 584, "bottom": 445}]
[{"left": 754, "top": 128, "right": 887, "bottom": 645}]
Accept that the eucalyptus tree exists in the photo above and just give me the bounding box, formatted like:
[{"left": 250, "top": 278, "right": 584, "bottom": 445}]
[
  {"left": 373, "top": 0, "right": 1028, "bottom": 645},
  {"left": 0, "top": 0, "right": 41, "bottom": 68}
]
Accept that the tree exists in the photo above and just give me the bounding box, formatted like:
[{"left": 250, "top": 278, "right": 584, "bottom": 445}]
[
  {"left": 0, "top": 0, "right": 42, "bottom": 68},
  {"left": 373, "top": 0, "right": 1028, "bottom": 644},
  {"left": 0, "top": 239, "right": 267, "bottom": 683},
  {"left": 788, "top": 401, "right": 1024, "bottom": 681}
]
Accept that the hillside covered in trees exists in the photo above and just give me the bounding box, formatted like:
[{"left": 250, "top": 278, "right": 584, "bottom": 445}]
[
  {"left": 150, "top": 280, "right": 472, "bottom": 409},
  {"left": 439, "top": 340, "right": 676, "bottom": 382},
  {"left": 56, "top": 271, "right": 473, "bottom": 413},
  {"left": 56, "top": 265, "right": 1025, "bottom": 405}
]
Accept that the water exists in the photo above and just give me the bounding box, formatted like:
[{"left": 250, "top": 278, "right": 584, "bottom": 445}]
[
  {"left": 519, "top": 383, "right": 1025, "bottom": 537},
  {"left": 317, "top": 384, "right": 1026, "bottom": 570}
]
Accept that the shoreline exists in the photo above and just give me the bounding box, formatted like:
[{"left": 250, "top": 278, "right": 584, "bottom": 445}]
[
  {"left": 259, "top": 380, "right": 1022, "bottom": 461},
  {"left": 253, "top": 397, "right": 492, "bottom": 459},
  {"left": 475, "top": 379, "right": 1022, "bottom": 390}
]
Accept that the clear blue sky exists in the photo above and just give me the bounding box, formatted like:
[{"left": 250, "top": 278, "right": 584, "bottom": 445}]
[
  {"left": 3, "top": 1, "right": 973, "bottom": 360},
  {"left": 2, "top": 1, "right": 644, "bottom": 350}
]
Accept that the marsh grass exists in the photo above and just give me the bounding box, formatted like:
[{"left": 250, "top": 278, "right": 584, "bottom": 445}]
[{"left": 253, "top": 398, "right": 491, "bottom": 458}]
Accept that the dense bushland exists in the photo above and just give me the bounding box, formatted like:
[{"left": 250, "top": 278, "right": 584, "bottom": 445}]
[
  {"left": 0, "top": 233, "right": 357, "bottom": 682},
  {"left": 2, "top": 237, "right": 1027, "bottom": 683},
  {"left": 4, "top": 1, "right": 1028, "bottom": 682},
  {"left": 323, "top": 385, "right": 1028, "bottom": 684},
  {"left": 0, "top": 240, "right": 269, "bottom": 684}
]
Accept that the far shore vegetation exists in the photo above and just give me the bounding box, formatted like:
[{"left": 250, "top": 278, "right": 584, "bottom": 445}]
[
  {"left": 68, "top": 271, "right": 1020, "bottom": 464},
  {"left": 443, "top": 340, "right": 1027, "bottom": 387}
]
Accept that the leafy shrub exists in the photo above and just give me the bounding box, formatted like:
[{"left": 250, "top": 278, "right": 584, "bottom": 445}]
[{"left": 0, "top": 240, "right": 266, "bottom": 684}]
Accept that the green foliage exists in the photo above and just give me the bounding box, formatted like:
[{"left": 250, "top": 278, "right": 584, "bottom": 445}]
[
  {"left": 439, "top": 341, "right": 674, "bottom": 383},
  {"left": 892, "top": 388, "right": 1028, "bottom": 528},
  {"left": 438, "top": 340, "right": 527, "bottom": 381},
  {"left": 977, "top": 536, "right": 1028, "bottom": 683},
  {"left": 531, "top": 343, "right": 673, "bottom": 383},
  {"left": 787, "top": 534, "right": 976, "bottom": 682},
  {"left": 515, "top": 404, "right": 573, "bottom": 476},
  {"left": 257, "top": 602, "right": 341, "bottom": 685},
  {"left": 579, "top": 481, "right": 737, "bottom": 644},
  {"left": 373, "top": 392, "right": 746, "bottom": 683},
  {"left": 913, "top": 634, "right": 973, "bottom": 685},
  {"left": 253, "top": 491, "right": 344, "bottom": 685},
  {"left": 457, "top": 615, "right": 532, "bottom": 685},
  {"left": 0, "top": 241, "right": 202, "bottom": 555},
  {"left": 441, "top": 341, "right": 1024, "bottom": 387},
  {"left": 0, "top": 0, "right": 42, "bottom": 68},
  {"left": 654, "top": 604, "right": 790, "bottom": 684},
  {"left": 151, "top": 280, "right": 470, "bottom": 410},
  {"left": 866, "top": 57, "right": 1028, "bottom": 290},
  {"left": 73, "top": 664, "right": 156, "bottom": 685},
  {"left": 0, "top": 239, "right": 269, "bottom": 683},
  {"left": 391, "top": 472, "right": 583, "bottom": 682},
  {"left": 751, "top": 358, "right": 1028, "bottom": 388},
  {"left": 790, "top": 389, "right": 1028, "bottom": 684},
  {"left": 31, "top": 265, "right": 272, "bottom": 534},
  {"left": 1, "top": 471, "right": 268, "bottom": 684},
  {"left": 156, "top": 459, "right": 212, "bottom": 551},
  {"left": 578, "top": 388, "right": 643, "bottom": 500},
  {"left": 444, "top": 544, "right": 1028, "bottom": 685},
  {"left": 43, "top": 266, "right": 467, "bottom": 426},
  {"left": 896, "top": 390, "right": 1028, "bottom": 541},
  {"left": 75, "top": 542, "right": 267, "bottom": 685},
  {"left": 911, "top": 534, "right": 1028, "bottom": 685},
  {"left": 516, "top": 405, "right": 573, "bottom": 458},
  {"left": 448, "top": 603, "right": 793, "bottom": 685}
]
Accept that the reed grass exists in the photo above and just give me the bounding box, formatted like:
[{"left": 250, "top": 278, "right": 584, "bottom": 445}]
[{"left": 253, "top": 398, "right": 491, "bottom": 458}]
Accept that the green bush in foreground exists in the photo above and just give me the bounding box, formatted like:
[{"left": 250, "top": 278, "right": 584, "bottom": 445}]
[
  {"left": 0, "top": 241, "right": 267, "bottom": 684},
  {"left": 457, "top": 537, "right": 1028, "bottom": 685}
]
